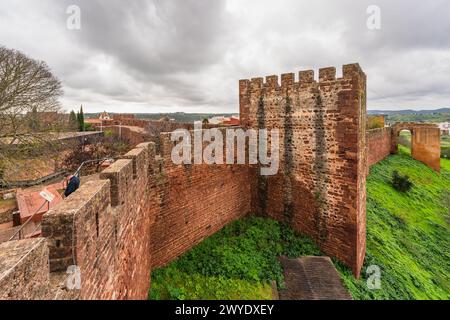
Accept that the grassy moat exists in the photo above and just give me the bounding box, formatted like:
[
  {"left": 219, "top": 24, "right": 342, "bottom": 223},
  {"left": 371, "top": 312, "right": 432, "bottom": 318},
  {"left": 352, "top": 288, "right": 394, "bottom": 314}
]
[{"left": 149, "top": 146, "right": 450, "bottom": 300}]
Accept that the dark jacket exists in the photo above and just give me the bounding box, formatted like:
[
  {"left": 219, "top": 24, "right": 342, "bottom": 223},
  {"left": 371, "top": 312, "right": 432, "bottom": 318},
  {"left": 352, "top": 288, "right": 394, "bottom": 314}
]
[{"left": 64, "top": 176, "right": 80, "bottom": 197}]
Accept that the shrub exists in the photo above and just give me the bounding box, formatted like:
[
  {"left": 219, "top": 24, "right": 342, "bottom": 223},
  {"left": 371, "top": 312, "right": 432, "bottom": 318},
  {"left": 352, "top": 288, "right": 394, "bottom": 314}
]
[
  {"left": 104, "top": 130, "right": 114, "bottom": 138},
  {"left": 84, "top": 123, "right": 95, "bottom": 132},
  {"left": 391, "top": 170, "right": 413, "bottom": 192}
]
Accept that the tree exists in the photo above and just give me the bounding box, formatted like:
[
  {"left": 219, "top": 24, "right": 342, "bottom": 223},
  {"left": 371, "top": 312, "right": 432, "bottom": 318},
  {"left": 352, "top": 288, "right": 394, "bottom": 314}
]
[
  {"left": 0, "top": 46, "right": 63, "bottom": 186},
  {"left": 77, "top": 105, "right": 85, "bottom": 132},
  {"left": 0, "top": 46, "right": 63, "bottom": 140},
  {"left": 68, "top": 110, "right": 78, "bottom": 131}
]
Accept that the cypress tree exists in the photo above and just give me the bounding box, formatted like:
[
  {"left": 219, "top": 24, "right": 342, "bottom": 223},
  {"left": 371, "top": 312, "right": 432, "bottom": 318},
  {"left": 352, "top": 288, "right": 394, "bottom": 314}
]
[{"left": 78, "top": 105, "right": 85, "bottom": 132}]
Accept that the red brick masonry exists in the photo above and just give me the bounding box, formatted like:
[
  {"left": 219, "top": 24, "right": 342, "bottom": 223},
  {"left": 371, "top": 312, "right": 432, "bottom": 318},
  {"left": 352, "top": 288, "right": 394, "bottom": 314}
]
[
  {"left": 240, "top": 64, "right": 367, "bottom": 277},
  {"left": 366, "top": 123, "right": 441, "bottom": 171},
  {"left": 367, "top": 128, "right": 392, "bottom": 166}
]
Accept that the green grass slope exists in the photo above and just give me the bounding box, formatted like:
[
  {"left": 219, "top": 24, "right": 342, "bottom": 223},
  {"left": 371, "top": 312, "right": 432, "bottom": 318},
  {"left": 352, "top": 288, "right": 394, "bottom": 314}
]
[
  {"left": 149, "top": 146, "right": 449, "bottom": 300},
  {"left": 149, "top": 218, "right": 322, "bottom": 300},
  {"left": 337, "top": 146, "right": 449, "bottom": 299}
]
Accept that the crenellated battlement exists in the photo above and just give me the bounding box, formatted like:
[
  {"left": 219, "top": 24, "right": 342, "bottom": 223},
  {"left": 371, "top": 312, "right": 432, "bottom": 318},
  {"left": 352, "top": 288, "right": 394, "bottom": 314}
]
[{"left": 240, "top": 64, "right": 365, "bottom": 94}]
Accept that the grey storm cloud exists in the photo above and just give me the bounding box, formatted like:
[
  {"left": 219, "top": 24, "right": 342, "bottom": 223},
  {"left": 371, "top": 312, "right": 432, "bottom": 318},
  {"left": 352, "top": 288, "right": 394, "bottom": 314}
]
[
  {"left": 69, "top": 0, "right": 229, "bottom": 74},
  {"left": 0, "top": 0, "right": 449, "bottom": 113}
]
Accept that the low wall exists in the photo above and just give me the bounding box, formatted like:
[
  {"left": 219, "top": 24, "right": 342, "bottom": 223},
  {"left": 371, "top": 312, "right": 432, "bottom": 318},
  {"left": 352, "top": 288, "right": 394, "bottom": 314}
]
[
  {"left": 58, "top": 132, "right": 104, "bottom": 146},
  {"left": 0, "top": 238, "right": 50, "bottom": 299},
  {"left": 41, "top": 143, "right": 154, "bottom": 300},
  {"left": 367, "top": 128, "right": 392, "bottom": 166},
  {"left": 103, "top": 125, "right": 152, "bottom": 147},
  {"left": 0, "top": 212, "right": 13, "bottom": 225}
]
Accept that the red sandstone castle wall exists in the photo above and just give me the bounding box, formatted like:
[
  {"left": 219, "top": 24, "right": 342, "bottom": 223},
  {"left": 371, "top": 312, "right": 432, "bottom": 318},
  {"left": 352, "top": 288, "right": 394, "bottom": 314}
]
[
  {"left": 365, "top": 124, "right": 440, "bottom": 171},
  {"left": 240, "top": 64, "right": 367, "bottom": 276},
  {"left": 103, "top": 125, "right": 150, "bottom": 146},
  {"left": 102, "top": 119, "right": 221, "bottom": 153},
  {"left": 111, "top": 115, "right": 220, "bottom": 133},
  {"left": 150, "top": 131, "right": 251, "bottom": 267},
  {"left": 411, "top": 127, "right": 441, "bottom": 172},
  {"left": 367, "top": 128, "right": 392, "bottom": 166},
  {"left": 0, "top": 112, "right": 248, "bottom": 299},
  {"left": 391, "top": 123, "right": 441, "bottom": 172},
  {"left": 2, "top": 128, "right": 251, "bottom": 299},
  {"left": 40, "top": 143, "right": 154, "bottom": 299}
]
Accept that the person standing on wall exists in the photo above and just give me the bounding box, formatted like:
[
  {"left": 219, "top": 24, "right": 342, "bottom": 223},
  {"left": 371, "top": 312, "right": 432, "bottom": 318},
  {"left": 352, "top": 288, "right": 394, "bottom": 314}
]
[{"left": 64, "top": 174, "right": 80, "bottom": 198}]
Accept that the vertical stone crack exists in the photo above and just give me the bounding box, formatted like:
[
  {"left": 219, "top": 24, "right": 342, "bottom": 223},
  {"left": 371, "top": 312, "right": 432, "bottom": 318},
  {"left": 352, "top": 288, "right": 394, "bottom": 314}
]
[
  {"left": 257, "top": 96, "right": 268, "bottom": 217},
  {"left": 283, "top": 95, "right": 294, "bottom": 224},
  {"left": 313, "top": 92, "right": 329, "bottom": 244}
]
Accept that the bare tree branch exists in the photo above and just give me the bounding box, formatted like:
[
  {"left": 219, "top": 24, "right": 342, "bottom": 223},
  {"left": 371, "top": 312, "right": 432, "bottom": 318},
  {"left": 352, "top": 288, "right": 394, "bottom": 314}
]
[{"left": 0, "top": 46, "right": 65, "bottom": 186}]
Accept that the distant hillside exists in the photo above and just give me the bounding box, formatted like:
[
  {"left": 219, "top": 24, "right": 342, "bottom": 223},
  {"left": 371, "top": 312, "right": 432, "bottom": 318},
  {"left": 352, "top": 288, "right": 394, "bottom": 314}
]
[
  {"left": 368, "top": 108, "right": 450, "bottom": 123},
  {"left": 136, "top": 113, "right": 236, "bottom": 123},
  {"left": 368, "top": 108, "right": 450, "bottom": 115},
  {"left": 388, "top": 113, "right": 449, "bottom": 124},
  {"left": 86, "top": 109, "right": 450, "bottom": 124},
  {"left": 84, "top": 112, "right": 236, "bottom": 123}
]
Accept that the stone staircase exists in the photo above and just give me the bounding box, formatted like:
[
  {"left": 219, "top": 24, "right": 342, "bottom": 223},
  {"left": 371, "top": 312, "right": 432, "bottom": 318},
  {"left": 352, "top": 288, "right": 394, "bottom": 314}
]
[{"left": 278, "top": 256, "right": 352, "bottom": 300}]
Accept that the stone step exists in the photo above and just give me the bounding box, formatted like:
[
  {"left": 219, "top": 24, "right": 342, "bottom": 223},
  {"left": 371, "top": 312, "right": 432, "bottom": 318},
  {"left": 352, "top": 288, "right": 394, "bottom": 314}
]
[{"left": 278, "top": 256, "right": 352, "bottom": 300}]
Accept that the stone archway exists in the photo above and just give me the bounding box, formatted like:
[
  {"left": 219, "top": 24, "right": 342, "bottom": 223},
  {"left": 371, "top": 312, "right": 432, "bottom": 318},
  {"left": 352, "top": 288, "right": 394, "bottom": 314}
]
[{"left": 391, "top": 122, "right": 441, "bottom": 172}]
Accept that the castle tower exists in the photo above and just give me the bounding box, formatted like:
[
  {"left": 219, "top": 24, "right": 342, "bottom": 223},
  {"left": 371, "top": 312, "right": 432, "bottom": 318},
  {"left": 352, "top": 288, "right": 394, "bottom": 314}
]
[{"left": 240, "top": 63, "right": 367, "bottom": 276}]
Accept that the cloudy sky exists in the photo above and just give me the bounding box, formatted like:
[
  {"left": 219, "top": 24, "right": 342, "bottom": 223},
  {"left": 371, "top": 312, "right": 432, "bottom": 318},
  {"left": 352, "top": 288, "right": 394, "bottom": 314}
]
[{"left": 0, "top": 0, "right": 449, "bottom": 113}]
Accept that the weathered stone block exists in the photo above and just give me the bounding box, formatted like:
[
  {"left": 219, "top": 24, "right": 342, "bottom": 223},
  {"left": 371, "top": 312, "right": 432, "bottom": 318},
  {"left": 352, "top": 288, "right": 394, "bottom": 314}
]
[{"left": 0, "top": 238, "right": 50, "bottom": 300}]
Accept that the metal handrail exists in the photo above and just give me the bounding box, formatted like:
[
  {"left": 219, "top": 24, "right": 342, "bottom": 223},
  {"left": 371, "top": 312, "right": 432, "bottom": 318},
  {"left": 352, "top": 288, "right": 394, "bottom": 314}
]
[
  {"left": 8, "top": 157, "right": 116, "bottom": 242},
  {"left": 28, "top": 221, "right": 43, "bottom": 239},
  {"left": 8, "top": 200, "right": 48, "bottom": 241},
  {"left": 73, "top": 157, "right": 115, "bottom": 178}
]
